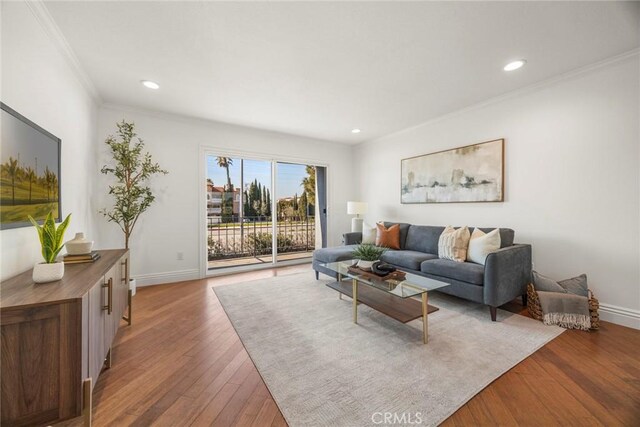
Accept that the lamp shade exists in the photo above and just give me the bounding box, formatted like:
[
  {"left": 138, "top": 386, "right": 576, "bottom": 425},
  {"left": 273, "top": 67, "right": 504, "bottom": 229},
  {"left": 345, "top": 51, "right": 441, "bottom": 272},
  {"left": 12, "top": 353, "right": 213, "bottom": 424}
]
[{"left": 347, "top": 201, "right": 368, "bottom": 215}]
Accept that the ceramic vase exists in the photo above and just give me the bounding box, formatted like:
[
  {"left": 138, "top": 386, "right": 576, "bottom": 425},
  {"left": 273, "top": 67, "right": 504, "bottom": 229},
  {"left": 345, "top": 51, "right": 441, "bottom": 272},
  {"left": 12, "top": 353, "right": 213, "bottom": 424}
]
[
  {"left": 65, "top": 232, "right": 94, "bottom": 255},
  {"left": 33, "top": 262, "right": 64, "bottom": 283}
]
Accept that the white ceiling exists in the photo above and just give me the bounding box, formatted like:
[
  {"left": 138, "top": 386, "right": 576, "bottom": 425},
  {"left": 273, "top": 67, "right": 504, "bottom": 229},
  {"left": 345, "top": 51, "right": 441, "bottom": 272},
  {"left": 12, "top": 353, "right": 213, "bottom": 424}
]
[{"left": 45, "top": 1, "right": 640, "bottom": 144}]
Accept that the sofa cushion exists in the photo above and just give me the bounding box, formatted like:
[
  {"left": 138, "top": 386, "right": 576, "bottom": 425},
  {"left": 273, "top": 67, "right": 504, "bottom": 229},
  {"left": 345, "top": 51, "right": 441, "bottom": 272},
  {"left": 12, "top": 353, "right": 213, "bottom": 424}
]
[
  {"left": 478, "top": 227, "right": 514, "bottom": 248},
  {"left": 376, "top": 223, "right": 401, "bottom": 249},
  {"left": 381, "top": 250, "right": 438, "bottom": 271},
  {"left": 313, "top": 245, "right": 357, "bottom": 263},
  {"left": 405, "top": 225, "right": 445, "bottom": 254},
  {"left": 420, "top": 259, "right": 484, "bottom": 285},
  {"left": 383, "top": 222, "right": 411, "bottom": 249}
]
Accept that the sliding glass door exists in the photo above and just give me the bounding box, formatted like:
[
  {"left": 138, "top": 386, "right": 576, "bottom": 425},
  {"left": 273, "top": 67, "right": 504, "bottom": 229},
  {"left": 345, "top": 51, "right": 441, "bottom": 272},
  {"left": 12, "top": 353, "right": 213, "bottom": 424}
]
[
  {"left": 275, "top": 162, "right": 316, "bottom": 262},
  {"left": 206, "top": 154, "right": 325, "bottom": 271}
]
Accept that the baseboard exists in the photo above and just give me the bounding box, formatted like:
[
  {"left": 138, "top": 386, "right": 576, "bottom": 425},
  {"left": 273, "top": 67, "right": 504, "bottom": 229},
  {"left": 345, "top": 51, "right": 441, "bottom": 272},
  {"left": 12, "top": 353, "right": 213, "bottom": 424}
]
[
  {"left": 599, "top": 303, "right": 640, "bottom": 330},
  {"left": 134, "top": 269, "right": 200, "bottom": 287}
]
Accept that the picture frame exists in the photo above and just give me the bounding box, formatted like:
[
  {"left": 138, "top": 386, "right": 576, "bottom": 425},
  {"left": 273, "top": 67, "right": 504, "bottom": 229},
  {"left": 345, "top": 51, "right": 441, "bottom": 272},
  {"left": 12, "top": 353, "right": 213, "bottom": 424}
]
[
  {"left": 401, "top": 139, "right": 504, "bottom": 204},
  {"left": 1, "top": 102, "right": 62, "bottom": 229}
]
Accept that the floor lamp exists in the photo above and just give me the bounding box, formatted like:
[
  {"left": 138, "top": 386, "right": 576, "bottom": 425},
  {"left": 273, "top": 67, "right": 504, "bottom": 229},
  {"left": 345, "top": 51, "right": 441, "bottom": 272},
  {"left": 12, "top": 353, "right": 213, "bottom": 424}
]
[{"left": 347, "top": 201, "right": 368, "bottom": 233}]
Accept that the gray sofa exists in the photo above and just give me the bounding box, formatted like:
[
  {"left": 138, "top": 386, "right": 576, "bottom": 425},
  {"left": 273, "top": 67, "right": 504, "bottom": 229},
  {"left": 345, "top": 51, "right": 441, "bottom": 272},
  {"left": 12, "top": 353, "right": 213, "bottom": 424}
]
[{"left": 312, "top": 222, "right": 531, "bottom": 321}]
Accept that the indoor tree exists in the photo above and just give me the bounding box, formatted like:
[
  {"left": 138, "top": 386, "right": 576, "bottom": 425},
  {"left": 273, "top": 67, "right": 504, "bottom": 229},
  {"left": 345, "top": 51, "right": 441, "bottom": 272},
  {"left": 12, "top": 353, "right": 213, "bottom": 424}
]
[{"left": 101, "top": 120, "right": 167, "bottom": 249}]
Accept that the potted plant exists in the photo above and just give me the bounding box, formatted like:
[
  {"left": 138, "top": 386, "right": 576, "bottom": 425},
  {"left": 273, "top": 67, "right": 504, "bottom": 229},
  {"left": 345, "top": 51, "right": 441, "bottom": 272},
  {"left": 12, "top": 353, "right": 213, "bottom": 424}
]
[
  {"left": 28, "top": 212, "right": 71, "bottom": 283},
  {"left": 352, "top": 243, "right": 387, "bottom": 271},
  {"left": 100, "top": 120, "right": 167, "bottom": 295}
]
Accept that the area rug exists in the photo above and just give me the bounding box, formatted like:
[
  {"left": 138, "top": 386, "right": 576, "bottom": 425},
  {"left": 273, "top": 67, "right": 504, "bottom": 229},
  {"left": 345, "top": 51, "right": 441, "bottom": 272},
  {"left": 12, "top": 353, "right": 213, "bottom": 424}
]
[{"left": 213, "top": 273, "right": 563, "bottom": 426}]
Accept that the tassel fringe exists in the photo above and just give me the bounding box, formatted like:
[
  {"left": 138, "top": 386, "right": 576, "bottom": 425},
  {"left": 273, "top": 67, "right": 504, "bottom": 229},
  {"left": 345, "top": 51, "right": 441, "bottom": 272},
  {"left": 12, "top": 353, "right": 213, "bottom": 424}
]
[{"left": 543, "top": 313, "right": 591, "bottom": 331}]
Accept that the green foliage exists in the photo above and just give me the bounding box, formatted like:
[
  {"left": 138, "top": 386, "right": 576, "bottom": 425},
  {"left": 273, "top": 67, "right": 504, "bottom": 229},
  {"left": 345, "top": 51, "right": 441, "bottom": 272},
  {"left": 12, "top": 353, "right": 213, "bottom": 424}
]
[
  {"left": 100, "top": 121, "right": 167, "bottom": 248},
  {"left": 28, "top": 211, "right": 71, "bottom": 263},
  {"left": 301, "top": 165, "right": 315, "bottom": 207},
  {"left": 245, "top": 232, "right": 293, "bottom": 255},
  {"left": 352, "top": 243, "right": 387, "bottom": 261}
]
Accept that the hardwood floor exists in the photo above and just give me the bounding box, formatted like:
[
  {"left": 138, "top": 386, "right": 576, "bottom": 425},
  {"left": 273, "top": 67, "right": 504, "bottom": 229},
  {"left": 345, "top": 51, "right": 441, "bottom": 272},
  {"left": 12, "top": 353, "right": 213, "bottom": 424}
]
[{"left": 79, "top": 264, "right": 639, "bottom": 426}]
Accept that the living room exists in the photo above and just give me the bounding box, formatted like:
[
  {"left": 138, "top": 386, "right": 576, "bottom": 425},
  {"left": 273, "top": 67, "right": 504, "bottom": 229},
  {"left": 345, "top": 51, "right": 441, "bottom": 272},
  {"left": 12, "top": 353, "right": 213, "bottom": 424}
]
[{"left": 1, "top": 1, "right": 639, "bottom": 426}]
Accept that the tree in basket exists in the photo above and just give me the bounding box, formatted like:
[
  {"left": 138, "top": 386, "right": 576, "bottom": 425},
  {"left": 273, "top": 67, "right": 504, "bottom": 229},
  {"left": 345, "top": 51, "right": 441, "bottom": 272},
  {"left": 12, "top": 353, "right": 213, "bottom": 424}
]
[
  {"left": 100, "top": 121, "right": 168, "bottom": 249},
  {"left": 28, "top": 212, "right": 71, "bottom": 283},
  {"left": 352, "top": 244, "right": 387, "bottom": 271}
]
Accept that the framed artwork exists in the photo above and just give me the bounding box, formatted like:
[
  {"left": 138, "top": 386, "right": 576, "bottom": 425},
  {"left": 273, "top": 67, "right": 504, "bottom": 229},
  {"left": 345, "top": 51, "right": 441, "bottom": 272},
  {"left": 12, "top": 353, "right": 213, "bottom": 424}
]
[
  {"left": 401, "top": 139, "right": 504, "bottom": 204},
  {"left": 1, "top": 103, "right": 62, "bottom": 229}
]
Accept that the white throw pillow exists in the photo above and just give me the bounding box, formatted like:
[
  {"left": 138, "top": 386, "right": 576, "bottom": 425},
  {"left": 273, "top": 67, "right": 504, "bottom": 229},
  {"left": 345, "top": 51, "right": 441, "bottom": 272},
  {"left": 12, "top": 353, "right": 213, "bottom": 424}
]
[
  {"left": 438, "top": 226, "right": 471, "bottom": 262},
  {"left": 467, "top": 228, "right": 501, "bottom": 265},
  {"left": 361, "top": 223, "right": 377, "bottom": 244}
]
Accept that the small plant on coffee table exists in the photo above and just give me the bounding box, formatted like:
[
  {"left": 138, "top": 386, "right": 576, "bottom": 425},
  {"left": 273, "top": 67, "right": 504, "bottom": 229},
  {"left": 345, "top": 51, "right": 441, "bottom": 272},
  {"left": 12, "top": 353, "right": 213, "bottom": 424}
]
[
  {"left": 353, "top": 243, "right": 386, "bottom": 261},
  {"left": 353, "top": 244, "right": 387, "bottom": 270}
]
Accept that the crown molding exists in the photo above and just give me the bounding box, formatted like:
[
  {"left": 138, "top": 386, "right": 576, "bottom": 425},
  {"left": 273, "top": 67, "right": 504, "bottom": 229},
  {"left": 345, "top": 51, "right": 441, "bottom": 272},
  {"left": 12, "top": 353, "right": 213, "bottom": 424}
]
[
  {"left": 362, "top": 48, "right": 640, "bottom": 146},
  {"left": 25, "top": 0, "right": 102, "bottom": 104}
]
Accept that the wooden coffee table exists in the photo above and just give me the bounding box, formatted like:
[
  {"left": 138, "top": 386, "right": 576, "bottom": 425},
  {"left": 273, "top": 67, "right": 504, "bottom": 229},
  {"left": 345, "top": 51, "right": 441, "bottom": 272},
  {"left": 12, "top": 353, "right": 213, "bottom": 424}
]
[{"left": 321, "top": 260, "right": 450, "bottom": 344}]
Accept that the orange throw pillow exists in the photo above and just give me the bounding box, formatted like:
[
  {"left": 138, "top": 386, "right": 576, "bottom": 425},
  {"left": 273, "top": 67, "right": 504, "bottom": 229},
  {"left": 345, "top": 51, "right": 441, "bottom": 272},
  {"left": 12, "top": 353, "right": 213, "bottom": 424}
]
[{"left": 376, "top": 223, "right": 401, "bottom": 249}]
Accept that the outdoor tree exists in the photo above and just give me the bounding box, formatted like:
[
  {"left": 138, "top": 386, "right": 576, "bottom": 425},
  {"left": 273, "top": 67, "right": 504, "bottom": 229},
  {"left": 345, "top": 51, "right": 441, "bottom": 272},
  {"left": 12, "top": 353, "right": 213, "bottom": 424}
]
[
  {"left": 216, "top": 157, "right": 234, "bottom": 222},
  {"left": 301, "top": 165, "right": 316, "bottom": 207},
  {"left": 100, "top": 120, "right": 168, "bottom": 249}
]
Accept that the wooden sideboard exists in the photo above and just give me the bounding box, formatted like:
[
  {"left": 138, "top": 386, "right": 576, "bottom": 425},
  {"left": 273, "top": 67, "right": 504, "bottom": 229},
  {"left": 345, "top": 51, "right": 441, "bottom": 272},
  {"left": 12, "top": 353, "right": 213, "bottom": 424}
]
[{"left": 1, "top": 249, "right": 131, "bottom": 427}]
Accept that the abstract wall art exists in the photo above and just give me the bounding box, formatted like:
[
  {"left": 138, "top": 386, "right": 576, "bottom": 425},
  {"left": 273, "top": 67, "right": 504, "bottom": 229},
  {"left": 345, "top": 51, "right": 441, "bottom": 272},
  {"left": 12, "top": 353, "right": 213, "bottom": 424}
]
[{"left": 401, "top": 139, "right": 504, "bottom": 203}]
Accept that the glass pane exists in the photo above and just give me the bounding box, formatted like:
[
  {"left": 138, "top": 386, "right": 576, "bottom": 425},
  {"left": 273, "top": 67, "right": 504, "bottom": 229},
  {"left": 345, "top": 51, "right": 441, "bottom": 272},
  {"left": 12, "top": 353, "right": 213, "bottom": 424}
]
[
  {"left": 275, "top": 163, "right": 316, "bottom": 262},
  {"left": 206, "top": 156, "right": 272, "bottom": 269},
  {"left": 321, "top": 260, "right": 451, "bottom": 297}
]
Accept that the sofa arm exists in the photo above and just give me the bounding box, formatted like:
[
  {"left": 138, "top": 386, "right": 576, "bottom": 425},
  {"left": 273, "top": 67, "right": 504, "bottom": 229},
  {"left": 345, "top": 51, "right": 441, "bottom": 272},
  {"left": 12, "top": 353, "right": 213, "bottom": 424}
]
[
  {"left": 483, "top": 244, "right": 532, "bottom": 307},
  {"left": 343, "top": 232, "right": 362, "bottom": 245}
]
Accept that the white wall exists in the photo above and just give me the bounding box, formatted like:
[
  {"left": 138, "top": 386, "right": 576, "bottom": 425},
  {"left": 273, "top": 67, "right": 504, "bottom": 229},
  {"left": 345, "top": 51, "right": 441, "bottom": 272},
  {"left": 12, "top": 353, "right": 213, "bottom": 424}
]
[
  {"left": 95, "top": 105, "right": 354, "bottom": 284},
  {"left": 354, "top": 55, "right": 640, "bottom": 328},
  {"left": 0, "top": 1, "right": 98, "bottom": 280}
]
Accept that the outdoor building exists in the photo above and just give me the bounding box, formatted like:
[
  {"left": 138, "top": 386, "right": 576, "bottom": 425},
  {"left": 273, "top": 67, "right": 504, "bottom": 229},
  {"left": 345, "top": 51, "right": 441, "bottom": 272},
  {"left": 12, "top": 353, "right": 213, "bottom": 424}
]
[{"left": 206, "top": 183, "right": 240, "bottom": 222}]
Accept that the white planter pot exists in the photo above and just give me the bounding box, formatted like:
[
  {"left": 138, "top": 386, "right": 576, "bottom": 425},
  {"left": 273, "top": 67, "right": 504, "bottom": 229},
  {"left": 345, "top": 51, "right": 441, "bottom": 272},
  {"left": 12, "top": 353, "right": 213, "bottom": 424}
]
[
  {"left": 129, "top": 278, "right": 137, "bottom": 296},
  {"left": 33, "top": 262, "right": 64, "bottom": 283},
  {"left": 357, "top": 259, "right": 378, "bottom": 271}
]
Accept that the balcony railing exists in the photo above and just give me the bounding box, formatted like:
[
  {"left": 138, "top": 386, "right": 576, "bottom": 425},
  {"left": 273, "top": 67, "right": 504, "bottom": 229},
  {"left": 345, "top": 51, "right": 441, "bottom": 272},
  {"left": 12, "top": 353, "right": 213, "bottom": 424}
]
[{"left": 207, "top": 215, "right": 315, "bottom": 262}]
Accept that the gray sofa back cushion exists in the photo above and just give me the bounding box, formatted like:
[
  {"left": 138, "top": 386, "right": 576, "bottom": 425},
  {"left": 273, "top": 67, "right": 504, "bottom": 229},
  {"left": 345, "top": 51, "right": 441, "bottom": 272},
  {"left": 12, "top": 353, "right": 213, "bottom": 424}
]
[
  {"left": 404, "top": 225, "right": 515, "bottom": 254},
  {"left": 383, "top": 222, "right": 411, "bottom": 249},
  {"left": 404, "top": 225, "right": 446, "bottom": 254}
]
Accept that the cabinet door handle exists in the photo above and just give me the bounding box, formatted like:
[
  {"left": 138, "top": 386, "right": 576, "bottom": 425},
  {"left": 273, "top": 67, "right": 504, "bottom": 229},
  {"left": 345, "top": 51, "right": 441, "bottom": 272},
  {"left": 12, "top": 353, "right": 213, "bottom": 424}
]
[
  {"left": 121, "top": 258, "right": 128, "bottom": 284},
  {"left": 102, "top": 278, "right": 113, "bottom": 314}
]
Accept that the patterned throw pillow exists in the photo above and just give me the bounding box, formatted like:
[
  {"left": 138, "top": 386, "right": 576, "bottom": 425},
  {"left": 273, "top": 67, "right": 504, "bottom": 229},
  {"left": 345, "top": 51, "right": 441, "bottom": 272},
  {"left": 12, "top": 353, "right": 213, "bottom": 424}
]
[
  {"left": 438, "top": 226, "right": 471, "bottom": 262},
  {"left": 361, "top": 223, "right": 377, "bottom": 244},
  {"left": 375, "top": 223, "right": 401, "bottom": 249},
  {"left": 467, "top": 228, "right": 501, "bottom": 265}
]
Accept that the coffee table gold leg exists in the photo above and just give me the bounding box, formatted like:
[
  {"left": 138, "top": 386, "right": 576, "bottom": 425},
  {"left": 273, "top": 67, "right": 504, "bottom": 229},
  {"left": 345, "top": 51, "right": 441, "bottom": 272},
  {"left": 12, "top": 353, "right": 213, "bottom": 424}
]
[
  {"left": 353, "top": 279, "right": 358, "bottom": 324},
  {"left": 338, "top": 273, "right": 343, "bottom": 299},
  {"left": 422, "top": 292, "right": 428, "bottom": 344}
]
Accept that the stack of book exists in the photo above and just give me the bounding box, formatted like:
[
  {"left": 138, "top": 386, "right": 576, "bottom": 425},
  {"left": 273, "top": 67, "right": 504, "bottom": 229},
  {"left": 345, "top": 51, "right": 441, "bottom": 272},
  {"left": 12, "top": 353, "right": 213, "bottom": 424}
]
[{"left": 63, "top": 251, "right": 101, "bottom": 264}]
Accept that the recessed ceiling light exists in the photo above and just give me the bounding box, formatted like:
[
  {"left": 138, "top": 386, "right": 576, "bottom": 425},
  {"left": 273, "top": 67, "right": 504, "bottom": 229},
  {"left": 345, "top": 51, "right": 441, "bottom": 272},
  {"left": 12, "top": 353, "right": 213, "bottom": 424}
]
[
  {"left": 141, "top": 80, "right": 160, "bottom": 89},
  {"left": 503, "top": 60, "right": 526, "bottom": 71},
  {"left": 351, "top": 129, "right": 361, "bottom": 134}
]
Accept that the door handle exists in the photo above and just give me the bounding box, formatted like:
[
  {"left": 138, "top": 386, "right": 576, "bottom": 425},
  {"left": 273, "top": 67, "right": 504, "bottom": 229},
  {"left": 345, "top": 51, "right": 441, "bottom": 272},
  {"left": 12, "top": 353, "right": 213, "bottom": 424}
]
[
  {"left": 121, "top": 258, "right": 128, "bottom": 284},
  {"left": 102, "top": 278, "right": 113, "bottom": 314}
]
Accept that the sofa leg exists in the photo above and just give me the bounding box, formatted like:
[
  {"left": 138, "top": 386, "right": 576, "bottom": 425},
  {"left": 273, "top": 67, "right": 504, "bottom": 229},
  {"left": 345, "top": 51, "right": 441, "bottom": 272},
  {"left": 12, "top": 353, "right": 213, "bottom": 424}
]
[
  {"left": 489, "top": 306, "right": 497, "bottom": 322},
  {"left": 522, "top": 293, "right": 528, "bottom": 307},
  {"left": 315, "top": 270, "right": 319, "bottom": 280}
]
